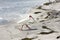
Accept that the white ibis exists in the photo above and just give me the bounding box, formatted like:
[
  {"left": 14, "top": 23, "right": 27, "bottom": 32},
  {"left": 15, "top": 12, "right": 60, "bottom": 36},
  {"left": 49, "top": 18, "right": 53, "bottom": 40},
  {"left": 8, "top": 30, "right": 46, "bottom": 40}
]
[{"left": 18, "top": 15, "right": 36, "bottom": 31}]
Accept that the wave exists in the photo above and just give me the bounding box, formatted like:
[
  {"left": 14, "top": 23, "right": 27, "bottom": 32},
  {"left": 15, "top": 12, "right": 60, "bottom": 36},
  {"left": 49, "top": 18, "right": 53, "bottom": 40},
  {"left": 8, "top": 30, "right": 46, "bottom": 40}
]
[
  {"left": 0, "top": 17, "right": 9, "bottom": 25},
  {"left": 0, "top": 0, "right": 49, "bottom": 23}
]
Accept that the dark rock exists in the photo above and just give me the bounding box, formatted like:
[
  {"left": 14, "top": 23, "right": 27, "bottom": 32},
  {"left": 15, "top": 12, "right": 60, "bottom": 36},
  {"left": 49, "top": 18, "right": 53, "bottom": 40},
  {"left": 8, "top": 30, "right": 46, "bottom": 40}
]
[{"left": 56, "top": 36, "right": 60, "bottom": 39}]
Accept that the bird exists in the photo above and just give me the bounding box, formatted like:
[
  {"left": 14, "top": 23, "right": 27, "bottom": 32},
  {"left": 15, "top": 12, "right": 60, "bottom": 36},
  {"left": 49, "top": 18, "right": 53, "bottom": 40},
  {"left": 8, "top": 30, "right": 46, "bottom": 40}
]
[{"left": 17, "top": 15, "right": 36, "bottom": 31}]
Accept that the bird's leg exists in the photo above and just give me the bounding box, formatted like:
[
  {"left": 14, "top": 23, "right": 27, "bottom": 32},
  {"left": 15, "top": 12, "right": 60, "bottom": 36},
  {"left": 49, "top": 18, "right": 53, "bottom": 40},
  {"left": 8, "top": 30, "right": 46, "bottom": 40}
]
[
  {"left": 25, "top": 24, "right": 31, "bottom": 30},
  {"left": 21, "top": 24, "right": 31, "bottom": 30},
  {"left": 20, "top": 25, "right": 24, "bottom": 31}
]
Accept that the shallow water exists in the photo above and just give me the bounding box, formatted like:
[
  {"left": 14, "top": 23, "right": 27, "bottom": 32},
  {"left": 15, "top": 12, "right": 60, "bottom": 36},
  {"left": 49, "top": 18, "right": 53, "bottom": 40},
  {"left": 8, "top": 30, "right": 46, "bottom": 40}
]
[{"left": 0, "top": 0, "right": 49, "bottom": 24}]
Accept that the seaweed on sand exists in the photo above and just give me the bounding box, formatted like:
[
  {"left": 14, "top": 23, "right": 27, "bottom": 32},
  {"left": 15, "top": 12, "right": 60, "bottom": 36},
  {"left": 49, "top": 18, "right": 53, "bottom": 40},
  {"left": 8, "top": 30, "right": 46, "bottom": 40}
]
[
  {"left": 36, "top": 6, "right": 42, "bottom": 9},
  {"left": 21, "top": 36, "right": 38, "bottom": 40},
  {"left": 21, "top": 38, "right": 32, "bottom": 40},
  {"left": 47, "top": 12, "right": 51, "bottom": 16},
  {"left": 34, "top": 12, "right": 41, "bottom": 14},
  {"left": 42, "top": 26, "right": 58, "bottom": 32},
  {"left": 44, "top": 16, "right": 49, "bottom": 19},
  {"left": 39, "top": 31, "right": 55, "bottom": 34},
  {"left": 40, "top": 20, "right": 45, "bottom": 22},
  {"left": 43, "top": 2, "right": 52, "bottom": 5},
  {"left": 38, "top": 26, "right": 58, "bottom": 35},
  {"left": 56, "top": 36, "right": 60, "bottom": 39},
  {"left": 42, "top": 26, "right": 52, "bottom": 30}
]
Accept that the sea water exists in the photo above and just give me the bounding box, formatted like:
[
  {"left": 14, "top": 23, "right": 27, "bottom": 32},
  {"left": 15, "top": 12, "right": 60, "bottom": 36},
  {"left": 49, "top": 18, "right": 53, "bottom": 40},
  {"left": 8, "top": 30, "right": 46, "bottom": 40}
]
[{"left": 0, "top": 0, "right": 48, "bottom": 25}]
